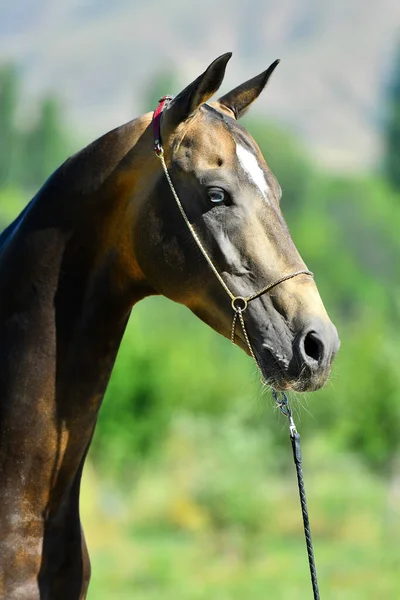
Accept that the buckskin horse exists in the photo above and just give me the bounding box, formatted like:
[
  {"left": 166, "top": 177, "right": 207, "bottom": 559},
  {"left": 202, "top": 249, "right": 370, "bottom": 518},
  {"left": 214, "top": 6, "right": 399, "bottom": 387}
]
[{"left": 0, "top": 53, "right": 339, "bottom": 599}]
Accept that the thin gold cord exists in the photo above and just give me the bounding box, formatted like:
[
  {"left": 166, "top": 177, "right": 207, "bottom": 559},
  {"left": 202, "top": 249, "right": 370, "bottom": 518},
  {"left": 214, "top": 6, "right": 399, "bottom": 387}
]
[
  {"left": 158, "top": 152, "right": 234, "bottom": 301},
  {"left": 238, "top": 309, "right": 259, "bottom": 366},
  {"left": 244, "top": 270, "right": 313, "bottom": 303},
  {"left": 231, "top": 311, "right": 238, "bottom": 344}
]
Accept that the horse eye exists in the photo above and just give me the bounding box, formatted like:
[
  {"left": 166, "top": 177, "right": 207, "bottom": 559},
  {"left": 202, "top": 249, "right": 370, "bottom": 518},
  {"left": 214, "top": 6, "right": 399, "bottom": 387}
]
[{"left": 207, "top": 188, "right": 226, "bottom": 204}]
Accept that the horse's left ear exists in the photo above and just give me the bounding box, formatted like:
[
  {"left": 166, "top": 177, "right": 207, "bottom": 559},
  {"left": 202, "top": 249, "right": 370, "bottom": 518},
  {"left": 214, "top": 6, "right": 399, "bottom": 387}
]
[
  {"left": 217, "top": 59, "right": 280, "bottom": 119},
  {"left": 164, "top": 53, "right": 232, "bottom": 128}
]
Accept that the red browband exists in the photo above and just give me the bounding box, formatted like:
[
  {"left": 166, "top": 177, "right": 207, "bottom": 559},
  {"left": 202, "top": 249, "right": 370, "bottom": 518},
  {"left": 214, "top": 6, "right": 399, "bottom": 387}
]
[{"left": 153, "top": 95, "right": 173, "bottom": 155}]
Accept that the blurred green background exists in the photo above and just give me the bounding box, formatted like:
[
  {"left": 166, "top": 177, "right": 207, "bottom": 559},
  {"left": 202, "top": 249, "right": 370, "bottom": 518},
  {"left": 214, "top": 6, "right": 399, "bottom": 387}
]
[{"left": 1, "top": 3, "right": 400, "bottom": 598}]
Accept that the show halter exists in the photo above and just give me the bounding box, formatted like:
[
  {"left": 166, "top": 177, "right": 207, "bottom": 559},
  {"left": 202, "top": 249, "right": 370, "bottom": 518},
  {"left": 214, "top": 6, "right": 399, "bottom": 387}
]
[{"left": 153, "top": 96, "right": 321, "bottom": 600}]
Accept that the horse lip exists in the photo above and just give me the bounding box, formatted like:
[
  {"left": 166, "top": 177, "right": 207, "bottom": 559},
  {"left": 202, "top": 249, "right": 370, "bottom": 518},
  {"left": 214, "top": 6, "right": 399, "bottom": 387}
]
[
  {"left": 264, "top": 373, "right": 328, "bottom": 393},
  {"left": 236, "top": 314, "right": 333, "bottom": 393},
  {"left": 257, "top": 345, "right": 330, "bottom": 393}
]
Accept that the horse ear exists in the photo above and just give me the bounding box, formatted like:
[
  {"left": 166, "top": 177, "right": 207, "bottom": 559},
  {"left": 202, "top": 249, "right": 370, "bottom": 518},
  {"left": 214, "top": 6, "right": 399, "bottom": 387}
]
[
  {"left": 217, "top": 59, "right": 280, "bottom": 119},
  {"left": 164, "top": 53, "right": 232, "bottom": 127}
]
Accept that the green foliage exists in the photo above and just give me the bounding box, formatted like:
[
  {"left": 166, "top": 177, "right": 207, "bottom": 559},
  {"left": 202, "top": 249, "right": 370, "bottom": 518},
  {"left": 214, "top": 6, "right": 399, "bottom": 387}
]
[
  {"left": 82, "top": 425, "right": 400, "bottom": 599},
  {"left": 21, "top": 96, "right": 70, "bottom": 190},
  {"left": 0, "top": 64, "right": 19, "bottom": 186},
  {"left": 0, "top": 187, "right": 26, "bottom": 231},
  {"left": 0, "top": 62, "right": 71, "bottom": 192},
  {"left": 384, "top": 41, "right": 400, "bottom": 191},
  {"left": 290, "top": 174, "right": 400, "bottom": 321},
  {"left": 329, "top": 322, "right": 400, "bottom": 474},
  {"left": 91, "top": 297, "right": 257, "bottom": 475}
]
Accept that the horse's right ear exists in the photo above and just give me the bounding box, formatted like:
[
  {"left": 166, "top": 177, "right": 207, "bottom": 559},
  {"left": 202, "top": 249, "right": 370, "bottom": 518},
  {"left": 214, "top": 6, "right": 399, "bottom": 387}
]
[{"left": 163, "top": 53, "right": 232, "bottom": 128}]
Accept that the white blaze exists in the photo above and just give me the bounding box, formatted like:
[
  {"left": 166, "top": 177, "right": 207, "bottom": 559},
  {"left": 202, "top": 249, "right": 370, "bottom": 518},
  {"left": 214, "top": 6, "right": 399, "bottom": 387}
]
[{"left": 235, "top": 143, "right": 268, "bottom": 199}]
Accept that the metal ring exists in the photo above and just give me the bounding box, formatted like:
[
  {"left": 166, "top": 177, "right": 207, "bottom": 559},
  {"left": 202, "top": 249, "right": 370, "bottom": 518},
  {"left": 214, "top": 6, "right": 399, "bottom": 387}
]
[
  {"left": 154, "top": 143, "right": 164, "bottom": 157},
  {"left": 231, "top": 296, "right": 248, "bottom": 312}
]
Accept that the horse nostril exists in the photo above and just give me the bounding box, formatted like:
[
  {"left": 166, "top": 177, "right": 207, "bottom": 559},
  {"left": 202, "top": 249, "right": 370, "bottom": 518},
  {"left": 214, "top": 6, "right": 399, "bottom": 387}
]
[{"left": 302, "top": 331, "right": 324, "bottom": 365}]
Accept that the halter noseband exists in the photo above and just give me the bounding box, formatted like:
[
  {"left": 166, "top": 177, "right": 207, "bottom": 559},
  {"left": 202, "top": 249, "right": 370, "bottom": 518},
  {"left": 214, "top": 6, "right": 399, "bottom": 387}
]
[{"left": 152, "top": 96, "right": 313, "bottom": 375}]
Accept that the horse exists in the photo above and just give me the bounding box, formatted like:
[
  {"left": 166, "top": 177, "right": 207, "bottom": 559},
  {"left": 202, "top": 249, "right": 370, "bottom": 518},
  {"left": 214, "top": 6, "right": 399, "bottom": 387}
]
[{"left": 0, "top": 53, "right": 339, "bottom": 599}]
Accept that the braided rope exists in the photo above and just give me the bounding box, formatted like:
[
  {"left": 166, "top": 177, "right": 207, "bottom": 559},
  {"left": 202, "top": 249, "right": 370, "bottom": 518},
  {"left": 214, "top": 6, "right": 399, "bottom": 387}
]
[
  {"left": 245, "top": 269, "right": 313, "bottom": 303},
  {"left": 273, "top": 391, "right": 320, "bottom": 600},
  {"left": 291, "top": 430, "right": 320, "bottom": 599},
  {"left": 158, "top": 151, "right": 234, "bottom": 300}
]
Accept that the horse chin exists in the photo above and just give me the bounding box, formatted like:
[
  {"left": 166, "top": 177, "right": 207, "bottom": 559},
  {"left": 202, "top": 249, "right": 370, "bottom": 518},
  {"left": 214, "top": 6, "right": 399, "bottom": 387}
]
[
  {"left": 292, "top": 374, "right": 329, "bottom": 392},
  {"left": 258, "top": 356, "right": 330, "bottom": 393},
  {"left": 262, "top": 373, "right": 327, "bottom": 393}
]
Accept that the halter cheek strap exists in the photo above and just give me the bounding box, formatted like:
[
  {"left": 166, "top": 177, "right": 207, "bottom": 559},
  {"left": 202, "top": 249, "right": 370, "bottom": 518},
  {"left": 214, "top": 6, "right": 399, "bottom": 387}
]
[{"left": 152, "top": 97, "right": 313, "bottom": 376}]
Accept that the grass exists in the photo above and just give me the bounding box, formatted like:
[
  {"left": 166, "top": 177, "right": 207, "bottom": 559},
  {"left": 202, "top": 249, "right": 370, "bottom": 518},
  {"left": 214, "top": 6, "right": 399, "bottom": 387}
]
[{"left": 81, "top": 415, "right": 400, "bottom": 599}]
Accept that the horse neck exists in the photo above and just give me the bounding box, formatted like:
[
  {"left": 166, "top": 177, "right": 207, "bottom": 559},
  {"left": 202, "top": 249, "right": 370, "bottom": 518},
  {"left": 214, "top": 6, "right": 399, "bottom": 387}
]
[{"left": 0, "top": 114, "right": 157, "bottom": 516}]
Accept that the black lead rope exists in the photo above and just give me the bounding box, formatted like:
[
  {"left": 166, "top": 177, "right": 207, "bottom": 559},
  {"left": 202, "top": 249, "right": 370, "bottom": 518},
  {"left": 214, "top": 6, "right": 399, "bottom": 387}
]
[{"left": 272, "top": 391, "right": 320, "bottom": 600}]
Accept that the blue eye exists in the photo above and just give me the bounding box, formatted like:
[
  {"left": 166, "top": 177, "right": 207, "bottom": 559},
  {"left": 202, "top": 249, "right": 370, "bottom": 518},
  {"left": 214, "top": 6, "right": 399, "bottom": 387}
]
[{"left": 207, "top": 188, "right": 226, "bottom": 204}]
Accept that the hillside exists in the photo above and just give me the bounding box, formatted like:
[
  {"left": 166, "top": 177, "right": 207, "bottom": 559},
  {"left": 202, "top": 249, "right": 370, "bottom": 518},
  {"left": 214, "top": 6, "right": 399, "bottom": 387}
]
[{"left": 0, "top": 0, "right": 399, "bottom": 170}]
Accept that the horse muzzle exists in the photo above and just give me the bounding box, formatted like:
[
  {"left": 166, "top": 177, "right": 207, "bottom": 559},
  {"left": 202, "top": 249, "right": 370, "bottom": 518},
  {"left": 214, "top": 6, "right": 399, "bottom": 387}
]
[{"left": 257, "top": 317, "right": 340, "bottom": 392}]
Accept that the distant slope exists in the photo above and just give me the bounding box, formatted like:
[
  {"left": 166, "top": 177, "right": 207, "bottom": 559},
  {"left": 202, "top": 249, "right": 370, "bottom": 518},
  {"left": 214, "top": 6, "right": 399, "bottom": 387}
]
[{"left": 0, "top": 0, "right": 399, "bottom": 171}]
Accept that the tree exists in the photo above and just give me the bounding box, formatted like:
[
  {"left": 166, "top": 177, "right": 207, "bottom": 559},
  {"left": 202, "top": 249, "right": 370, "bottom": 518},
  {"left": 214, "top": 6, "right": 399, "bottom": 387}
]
[
  {"left": 383, "top": 42, "right": 400, "bottom": 191},
  {"left": 0, "top": 62, "right": 71, "bottom": 193},
  {"left": 0, "top": 64, "right": 19, "bottom": 187},
  {"left": 21, "top": 95, "right": 70, "bottom": 191}
]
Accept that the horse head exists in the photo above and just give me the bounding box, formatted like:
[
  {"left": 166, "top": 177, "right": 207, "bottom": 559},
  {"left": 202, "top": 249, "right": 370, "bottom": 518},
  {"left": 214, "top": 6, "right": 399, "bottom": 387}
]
[{"left": 133, "top": 53, "right": 339, "bottom": 392}]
